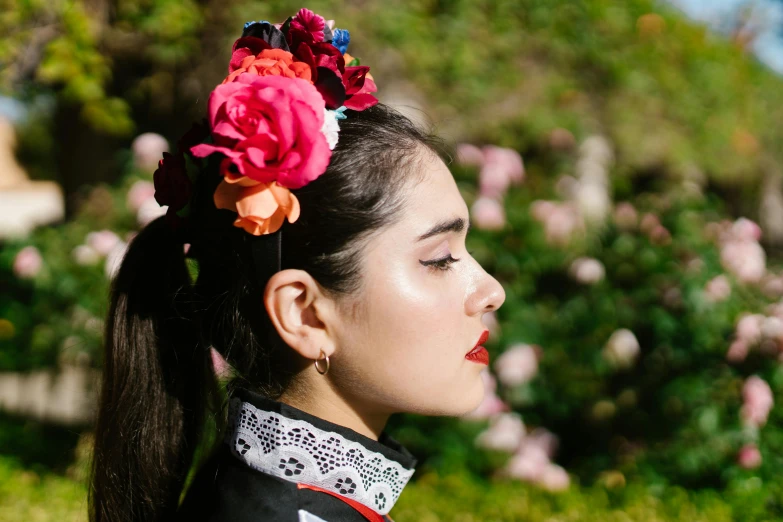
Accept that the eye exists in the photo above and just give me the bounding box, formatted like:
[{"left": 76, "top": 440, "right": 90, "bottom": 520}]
[{"left": 421, "top": 254, "right": 461, "bottom": 272}]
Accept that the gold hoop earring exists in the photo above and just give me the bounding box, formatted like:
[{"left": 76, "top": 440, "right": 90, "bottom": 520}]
[{"left": 314, "top": 349, "right": 330, "bottom": 375}]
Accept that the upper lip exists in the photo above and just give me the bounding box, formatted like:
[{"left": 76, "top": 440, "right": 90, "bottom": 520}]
[{"left": 467, "top": 330, "right": 490, "bottom": 354}]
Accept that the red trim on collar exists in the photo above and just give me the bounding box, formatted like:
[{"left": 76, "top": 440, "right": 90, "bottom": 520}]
[{"left": 296, "top": 482, "right": 389, "bottom": 522}]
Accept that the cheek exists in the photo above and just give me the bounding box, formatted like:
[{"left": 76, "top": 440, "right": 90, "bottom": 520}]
[{"left": 357, "top": 263, "right": 467, "bottom": 371}]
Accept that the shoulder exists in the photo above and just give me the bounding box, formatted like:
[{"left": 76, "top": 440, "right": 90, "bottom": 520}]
[{"left": 176, "top": 444, "right": 371, "bottom": 522}]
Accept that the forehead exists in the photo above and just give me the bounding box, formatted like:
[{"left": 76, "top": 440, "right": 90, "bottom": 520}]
[{"left": 404, "top": 151, "right": 467, "bottom": 223}]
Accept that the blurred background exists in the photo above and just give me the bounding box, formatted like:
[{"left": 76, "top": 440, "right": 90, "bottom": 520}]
[{"left": 3, "top": 0, "right": 783, "bottom": 520}]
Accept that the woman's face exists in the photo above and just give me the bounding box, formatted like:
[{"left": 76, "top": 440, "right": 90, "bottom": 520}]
[{"left": 331, "top": 148, "right": 506, "bottom": 416}]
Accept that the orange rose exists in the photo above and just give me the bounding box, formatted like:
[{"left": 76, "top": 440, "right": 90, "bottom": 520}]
[
  {"left": 222, "top": 49, "right": 313, "bottom": 85},
  {"left": 213, "top": 176, "right": 301, "bottom": 235}
]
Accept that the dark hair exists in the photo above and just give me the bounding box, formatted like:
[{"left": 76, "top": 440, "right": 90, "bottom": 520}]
[{"left": 88, "top": 102, "right": 448, "bottom": 522}]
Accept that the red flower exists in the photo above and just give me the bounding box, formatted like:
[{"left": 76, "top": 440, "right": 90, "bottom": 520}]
[
  {"left": 342, "top": 65, "right": 378, "bottom": 110},
  {"left": 153, "top": 152, "right": 191, "bottom": 212},
  {"left": 289, "top": 8, "right": 326, "bottom": 43}
]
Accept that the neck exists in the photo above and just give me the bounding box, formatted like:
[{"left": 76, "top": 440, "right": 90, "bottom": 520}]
[{"left": 277, "top": 382, "right": 391, "bottom": 441}]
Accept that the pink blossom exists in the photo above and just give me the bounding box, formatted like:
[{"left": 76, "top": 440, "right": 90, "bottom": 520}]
[
  {"left": 602, "top": 329, "right": 640, "bottom": 369},
  {"left": 538, "top": 464, "right": 571, "bottom": 492},
  {"left": 761, "top": 316, "right": 783, "bottom": 341},
  {"left": 569, "top": 257, "right": 605, "bottom": 285},
  {"left": 767, "top": 301, "right": 783, "bottom": 321},
  {"left": 704, "top": 275, "right": 731, "bottom": 303},
  {"left": 127, "top": 180, "right": 156, "bottom": 212},
  {"left": 132, "top": 132, "right": 169, "bottom": 172},
  {"left": 544, "top": 204, "right": 585, "bottom": 247},
  {"left": 483, "top": 145, "right": 524, "bottom": 185},
  {"left": 524, "top": 427, "right": 560, "bottom": 459},
  {"left": 737, "top": 444, "right": 762, "bottom": 469},
  {"left": 13, "top": 246, "right": 42, "bottom": 279},
  {"left": 639, "top": 213, "right": 661, "bottom": 234},
  {"left": 613, "top": 202, "right": 638, "bottom": 231},
  {"left": 479, "top": 163, "right": 511, "bottom": 199},
  {"left": 494, "top": 344, "right": 539, "bottom": 387},
  {"left": 530, "top": 200, "right": 556, "bottom": 222},
  {"left": 741, "top": 375, "right": 774, "bottom": 428},
  {"left": 471, "top": 197, "right": 506, "bottom": 230},
  {"left": 475, "top": 412, "right": 526, "bottom": 453},
  {"left": 736, "top": 313, "right": 764, "bottom": 344},
  {"left": 86, "top": 230, "right": 121, "bottom": 257},
  {"left": 726, "top": 339, "right": 750, "bottom": 364},
  {"left": 761, "top": 275, "right": 783, "bottom": 298},
  {"left": 649, "top": 224, "right": 672, "bottom": 246},
  {"left": 732, "top": 217, "right": 762, "bottom": 242},
  {"left": 456, "top": 143, "right": 485, "bottom": 167},
  {"left": 721, "top": 240, "right": 766, "bottom": 284},
  {"left": 504, "top": 443, "right": 550, "bottom": 481}
]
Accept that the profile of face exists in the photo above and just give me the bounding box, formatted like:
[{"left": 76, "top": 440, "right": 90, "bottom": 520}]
[{"left": 265, "top": 145, "right": 506, "bottom": 430}]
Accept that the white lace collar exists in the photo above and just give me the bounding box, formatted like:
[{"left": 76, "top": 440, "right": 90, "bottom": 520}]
[{"left": 224, "top": 389, "right": 417, "bottom": 516}]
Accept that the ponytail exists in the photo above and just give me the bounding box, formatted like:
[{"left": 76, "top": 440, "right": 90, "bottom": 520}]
[{"left": 89, "top": 216, "right": 218, "bottom": 522}]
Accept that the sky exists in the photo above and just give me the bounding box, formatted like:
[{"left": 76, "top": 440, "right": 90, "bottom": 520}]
[{"left": 669, "top": 0, "right": 783, "bottom": 74}]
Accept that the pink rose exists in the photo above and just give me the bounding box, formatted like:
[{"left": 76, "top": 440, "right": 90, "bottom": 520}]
[
  {"left": 737, "top": 444, "right": 762, "bottom": 469},
  {"left": 190, "top": 75, "right": 331, "bottom": 190},
  {"left": 13, "top": 246, "right": 42, "bottom": 279},
  {"left": 741, "top": 375, "right": 774, "bottom": 428},
  {"left": 471, "top": 196, "right": 506, "bottom": 230}
]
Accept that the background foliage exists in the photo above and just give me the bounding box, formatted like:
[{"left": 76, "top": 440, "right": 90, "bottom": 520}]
[{"left": 3, "top": 0, "right": 783, "bottom": 519}]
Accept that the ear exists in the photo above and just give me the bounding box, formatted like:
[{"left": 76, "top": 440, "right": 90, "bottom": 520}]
[{"left": 263, "top": 269, "right": 337, "bottom": 361}]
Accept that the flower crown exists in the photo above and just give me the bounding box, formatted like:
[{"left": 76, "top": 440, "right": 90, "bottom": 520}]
[{"left": 152, "top": 8, "right": 377, "bottom": 237}]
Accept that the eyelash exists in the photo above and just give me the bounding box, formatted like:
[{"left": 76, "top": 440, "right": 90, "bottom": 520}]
[{"left": 422, "top": 250, "right": 474, "bottom": 272}]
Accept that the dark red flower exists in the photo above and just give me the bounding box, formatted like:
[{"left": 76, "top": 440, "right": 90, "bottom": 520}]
[
  {"left": 153, "top": 151, "right": 192, "bottom": 212},
  {"left": 341, "top": 66, "right": 378, "bottom": 110}
]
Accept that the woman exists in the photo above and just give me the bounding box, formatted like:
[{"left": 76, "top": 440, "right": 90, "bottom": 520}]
[{"left": 88, "top": 8, "right": 505, "bottom": 522}]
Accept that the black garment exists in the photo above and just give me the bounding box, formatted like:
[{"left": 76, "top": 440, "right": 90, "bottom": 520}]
[{"left": 177, "top": 388, "right": 418, "bottom": 522}]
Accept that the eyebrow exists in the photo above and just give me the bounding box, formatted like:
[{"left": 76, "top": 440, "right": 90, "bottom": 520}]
[{"left": 416, "top": 216, "right": 472, "bottom": 242}]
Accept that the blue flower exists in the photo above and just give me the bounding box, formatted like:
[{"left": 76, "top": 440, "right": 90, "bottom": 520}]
[
  {"left": 331, "top": 28, "right": 350, "bottom": 55},
  {"left": 243, "top": 20, "right": 269, "bottom": 31}
]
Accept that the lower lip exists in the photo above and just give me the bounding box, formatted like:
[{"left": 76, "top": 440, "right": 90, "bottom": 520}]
[{"left": 465, "top": 346, "right": 489, "bottom": 365}]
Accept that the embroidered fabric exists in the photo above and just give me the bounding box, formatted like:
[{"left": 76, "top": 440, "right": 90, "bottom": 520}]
[{"left": 225, "top": 397, "right": 415, "bottom": 516}]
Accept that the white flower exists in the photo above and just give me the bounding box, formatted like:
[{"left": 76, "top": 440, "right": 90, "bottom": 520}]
[
  {"left": 72, "top": 244, "right": 101, "bottom": 266},
  {"left": 602, "top": 329, "right": 640, "bottom": 369},
  {"left": 494, "top": 344, "right": 539, "bottom": 387},
  {"left": 569, "top": 257, "right": 605, "bottom": 285},
  {"left": 321, "top": 108, "right": 341, "bottom": 150},
  {"left": 475, "top": 412, "right": 526, "bottom": 453}
]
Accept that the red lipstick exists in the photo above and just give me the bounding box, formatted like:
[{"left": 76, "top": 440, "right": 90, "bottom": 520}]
[{"left": 466, "top": 330, "right": 490, "bottom": 365}]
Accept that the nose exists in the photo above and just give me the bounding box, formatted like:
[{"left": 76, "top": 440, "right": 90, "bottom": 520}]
[{"left": 465, "top": 270, "right": 506, "bottom": 316}]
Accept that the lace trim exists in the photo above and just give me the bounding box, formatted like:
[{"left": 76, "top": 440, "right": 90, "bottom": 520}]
[{"left": 225, "top": 397, "right": 415, "bottom": 515}]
